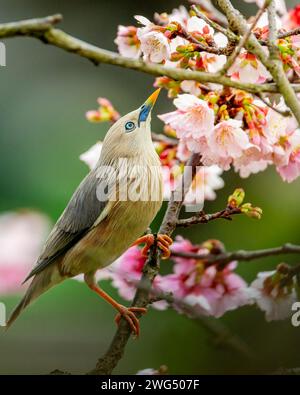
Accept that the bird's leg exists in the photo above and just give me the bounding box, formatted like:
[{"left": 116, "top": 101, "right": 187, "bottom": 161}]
[
  {"left": 132, "top": 234, "right": 173, "bottom": 260},
  {"left": 84, "top": 273, "right": 147, "bottom": 337}
]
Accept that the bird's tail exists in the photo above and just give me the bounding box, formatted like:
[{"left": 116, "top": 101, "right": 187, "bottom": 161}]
[{"left": 6, "top": 265, "right": 63, "bottom": 328}]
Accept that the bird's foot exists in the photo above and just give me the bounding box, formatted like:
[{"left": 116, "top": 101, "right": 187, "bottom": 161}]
[
  {"left": 132, "top": 234, "right": 173, "bottom": 260},
  {"left": 114, "top": 306, "right": 147, "bottom": 337}
]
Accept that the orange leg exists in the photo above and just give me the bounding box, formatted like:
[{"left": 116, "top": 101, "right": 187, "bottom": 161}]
[
  {"left": 84, "top": 274, "right": 146, "bottom": 337},
  {"left": 132, "top": 234, "right": 173, "bottom": 260}
]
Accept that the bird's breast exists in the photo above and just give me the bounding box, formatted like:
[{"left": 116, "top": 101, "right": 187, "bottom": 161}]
[{"left": 62, "top": 160, "right": 163, "bottom": 276}]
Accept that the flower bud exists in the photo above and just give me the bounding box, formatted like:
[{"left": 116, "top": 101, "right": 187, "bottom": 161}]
[
  {"left": 241, "top": 203, "right": 262, "bottom": 219},
  {"left": 227, "top": 188, "right": 245, "bottom": 207}
]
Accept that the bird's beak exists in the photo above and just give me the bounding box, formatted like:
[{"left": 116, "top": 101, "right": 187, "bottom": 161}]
[{"left": 138, "top": 88, "right": 161, "bottom": 126}]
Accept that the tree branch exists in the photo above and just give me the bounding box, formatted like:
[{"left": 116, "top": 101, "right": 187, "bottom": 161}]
[
  {"left": 171, "top": 243, "right": 300, "bottom": 267},
  {"left": 1, "top": 14, "right": 300, "bottom": 95}
]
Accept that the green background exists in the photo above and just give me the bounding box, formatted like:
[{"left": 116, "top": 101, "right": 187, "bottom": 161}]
[{"left": 0, "top": 0, "right": 300, "bottom": 374}]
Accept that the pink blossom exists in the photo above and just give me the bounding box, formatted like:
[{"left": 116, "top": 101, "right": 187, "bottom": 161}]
[
  {"left": 159, "top": 237, "right": 251, "bottom": 318},
  {"left": 234, "top": 155, "right": 270, "bottom": 178},
  {"left": 200, "top": 53, "right": 227, "bottom": 74},
  {"left": 180, "top": 80, "right": 202, "bottom": 96},
  {"left": 135, "top": 16, "right": 171, "bottom": 63},
  {"left": 277, "top": 130, "right": 300, "bottom": 182},
  {"left": 162, "top": 6, "right": 189, "bottom": 25},
  {"left": 228, "top": 51, "right": 271, "bottom": 84},
  {"left": 0, "top": 211, "right": 51, "bottom": 295},
  {"left": 282, "top": 5, "right": 300, "bottom": 29},
  {"left": 86, "top": 98, "right": 120, "bottom": 123},
  {"left": 187, "top": 16, "right": 214, "bottom": 36},
  {"left": 249, "top": 270, "right": 297, "bottom": 321},
  {"left": 183, "top": 165, "right": 224, "bottom": 205},
  {"left": 79, "top": 141, "right": 103, "bottom": 170},
  {"left": 205, "top": 119, "right": 254, "bottom": 170},
  {"left": 114, "top": 25, "right": 141, "bottom": 58},
  {"left": 158, "top": 94, "right": 215, "bottom": 152},
  {"left": 159, "top": 141, "right": 224, "bottom": 206},
  {"left": 244, "top": 0, "right": 286, "bottom": 16}
]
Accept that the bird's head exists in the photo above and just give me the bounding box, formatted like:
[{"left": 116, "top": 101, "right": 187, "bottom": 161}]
[{"left": 100, "top": 89, "right": 161, "bottom": 162}]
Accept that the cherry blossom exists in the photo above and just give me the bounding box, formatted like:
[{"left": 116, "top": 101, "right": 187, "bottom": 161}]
[
  {"left": 282, "top": 4, "right": 300, "bottom": 29},
  {"left": 114, "top": 25, "right": 141, "bottom": 58},
  {"left": 158, "top": 94, "right": 215, "bottom": 152},
  {"left": 205, "top": 119, "right": 254, "bottom": 170},
  {"left": 244, "top": 0, "right": 286, "bottom": 16},
  {"left": 186, "top": 16, "right": 214, "bottom": 37},
  {"left": 80, "top": 141, "right": 103, "bottom": 170},
  {"left": 228, "top": 51, "right": 271, "bottom": 84},
  {"left": 0, "top": 211, "right": 51, "bottom": 295},
  {"left": 86, "top": 98, "right": 120, "bottom": 123},
  {"left": 135, "top": 16, "right": 171, "bottom": 63},
  {"left": 249, "top": 270, "right": 298, "bottom": 321},
  {"left": 277, "top": 130, "right": 300, "bottom": 182},
  {"left": 159, "top": 237, "right": 252, "bottom": 318}
]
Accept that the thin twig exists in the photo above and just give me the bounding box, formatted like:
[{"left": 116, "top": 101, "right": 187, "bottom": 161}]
[
  {"left": 277, "top": 27, "right": 300, "bottom": 40},
  {"left": 255, "top": 93, "right": 292, "bottom": 117},
  {"left": 176, "top": 206, "right": 242, "bottom": 227},
  {"left": 190, "top": 4, "right": 236, "bottom": 41},
  {"left": 151, "top": 132, "right": 178, "bottom": 145}
]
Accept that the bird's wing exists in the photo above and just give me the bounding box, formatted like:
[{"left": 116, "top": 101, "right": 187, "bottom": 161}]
[{"left": 24, "top": 169, "right": 108, "bottom": 282}]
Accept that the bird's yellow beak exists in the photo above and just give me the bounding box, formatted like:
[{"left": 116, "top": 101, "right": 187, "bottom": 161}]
[{"left": 138, "top": 88, "right": 161, "bottom": 125}]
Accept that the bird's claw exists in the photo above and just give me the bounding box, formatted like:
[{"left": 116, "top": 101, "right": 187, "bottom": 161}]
[
  {"left": 132, "top": 234, "right": 173, "bottom": 260},
  {"left": 114, "top": 306, "right": 147, "bottom": 337}
]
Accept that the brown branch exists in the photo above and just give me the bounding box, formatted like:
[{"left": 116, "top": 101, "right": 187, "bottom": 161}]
[
  {"left": 176, "top": 206, "right": 242, "bottom": 227},
  {"left": 171, "top": 243, "right": 300, "bottom": 267},
  {"left": 277, "top": 27, "right": 300, "bottom": 40},
  {"left": 151, "top": 132, "right": 178, "bottom": 146},
  {"left": 1, "top": 14, "right": 300, "bottom": 94},
  {"left": 178, "top": 27, "right": 230, "bottom": 55}
]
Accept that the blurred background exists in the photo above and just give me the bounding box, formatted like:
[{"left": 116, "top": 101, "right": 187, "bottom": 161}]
[{"left": 0, "top": 0, "right": 300, "bottom": 375}]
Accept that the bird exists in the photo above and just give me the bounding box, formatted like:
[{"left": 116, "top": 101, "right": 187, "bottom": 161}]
[{"left": 7, "top": 88, "right": 173, "bottom": 336}]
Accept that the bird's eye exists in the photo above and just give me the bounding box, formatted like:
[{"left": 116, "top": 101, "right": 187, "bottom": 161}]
[{"left": 124, "top": 121, "right": 136, "bottom": 132}]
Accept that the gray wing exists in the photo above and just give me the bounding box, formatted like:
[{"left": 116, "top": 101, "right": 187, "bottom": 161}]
[{"left": 24, "top": 169, "right": 107, "bottom": 282}]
